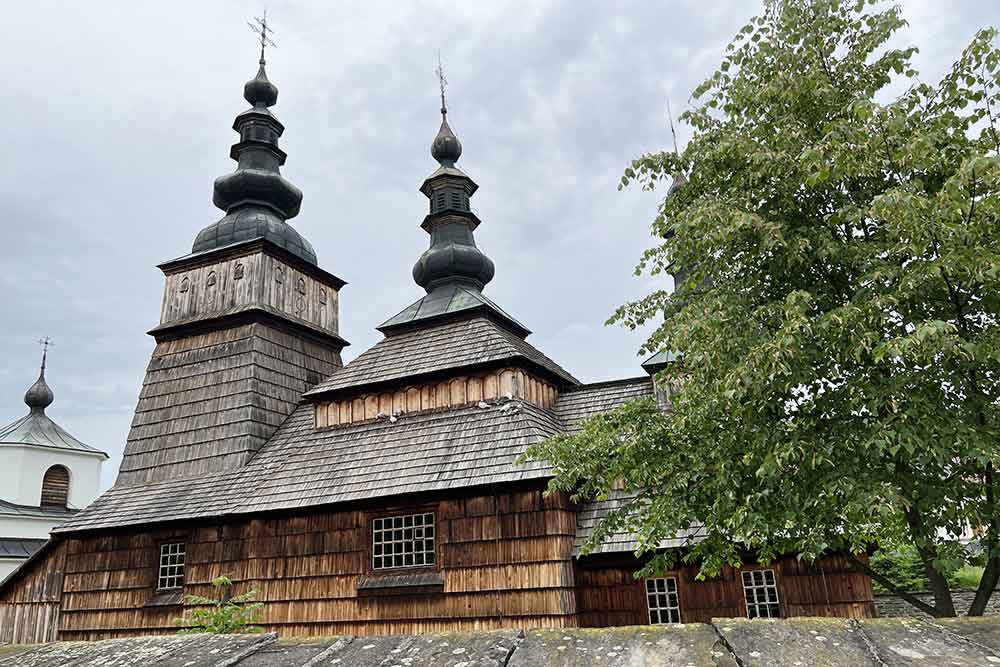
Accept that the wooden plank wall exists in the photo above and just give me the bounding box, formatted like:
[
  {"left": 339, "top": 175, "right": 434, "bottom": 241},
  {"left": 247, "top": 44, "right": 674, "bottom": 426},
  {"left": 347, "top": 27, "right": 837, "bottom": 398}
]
[
  {"left": 315, "top": 368, "right": 558, "bottom": 429},
  {"left": 50, "top": 488, "right": 578, "bottom": 640},
  {"left": 160, "top": 249, "right": 340, "bottom": 338},
  {"left": 575, "top": 553, "right": 875, "bottom": 627},
  {"left": 0, "top": 542, "right": 66, "bottom": 644}
]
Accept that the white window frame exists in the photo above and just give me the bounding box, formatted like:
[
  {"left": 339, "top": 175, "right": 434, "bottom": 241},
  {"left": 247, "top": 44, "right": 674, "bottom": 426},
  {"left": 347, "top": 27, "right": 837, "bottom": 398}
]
[
  {"left": 645, "top": 576, "right": 682, "bottom": 624},
  {"left": 157, "top": 542, "right": 186, "bottom": 590},
  {"left": 372, "top": 512, "right": 436, "bottom": 570},
  {"left": 742, "top": 569, "right": 781, "bottom": 618}
]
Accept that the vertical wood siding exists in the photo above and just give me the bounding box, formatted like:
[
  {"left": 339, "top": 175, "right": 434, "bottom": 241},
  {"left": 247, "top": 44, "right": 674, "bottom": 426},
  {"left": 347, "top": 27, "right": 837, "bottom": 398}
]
[
  {"left": 0, "top": 542, "right": 66, "bottom": 644},
  {"left": 314, "top": 368, "right": 558, "bottom": 428}
]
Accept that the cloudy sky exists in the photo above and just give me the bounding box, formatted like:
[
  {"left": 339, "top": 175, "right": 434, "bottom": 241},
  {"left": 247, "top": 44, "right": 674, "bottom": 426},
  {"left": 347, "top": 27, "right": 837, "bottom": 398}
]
[{"left": 0, "top": 0, "right": 988, "bottom": 489}]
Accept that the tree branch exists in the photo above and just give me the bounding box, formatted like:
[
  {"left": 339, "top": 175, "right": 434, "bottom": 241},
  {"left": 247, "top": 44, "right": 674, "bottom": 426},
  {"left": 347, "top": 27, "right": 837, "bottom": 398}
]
[{"left": 847, "top": 552, "right": 944, "bottom": 617}]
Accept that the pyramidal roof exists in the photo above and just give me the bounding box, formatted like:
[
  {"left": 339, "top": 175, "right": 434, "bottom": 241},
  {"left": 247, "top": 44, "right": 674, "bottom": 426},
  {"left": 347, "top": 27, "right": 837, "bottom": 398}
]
[{"left": 0, "top": 358, "right": 107, "bottom": 459}]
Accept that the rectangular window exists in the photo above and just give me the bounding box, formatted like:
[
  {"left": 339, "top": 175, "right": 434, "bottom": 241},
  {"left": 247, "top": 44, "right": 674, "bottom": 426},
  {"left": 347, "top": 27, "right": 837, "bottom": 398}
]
[
  {"left": 645, "top": 577, "right": 681, "bottom": 624},
  {"left": 742, "top": 569, "right": 780, "bottom": 618},
  {"left": 372, "top": 512, "right": 435, "bottom": 570},
  {"left": 157, "top": 542, "right": 186, "bottom": 590}
]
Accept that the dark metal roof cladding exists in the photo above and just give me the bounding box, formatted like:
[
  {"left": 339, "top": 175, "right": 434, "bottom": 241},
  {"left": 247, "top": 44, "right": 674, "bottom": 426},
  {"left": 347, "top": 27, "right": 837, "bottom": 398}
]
[{"left": 192, "top": 56, "right": 315, "bottom": 265}]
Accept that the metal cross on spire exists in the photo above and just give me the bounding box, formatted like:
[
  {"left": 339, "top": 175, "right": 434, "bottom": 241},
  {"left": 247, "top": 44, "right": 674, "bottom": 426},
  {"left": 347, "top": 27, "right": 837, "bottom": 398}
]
[
  {"left": 37, "top": 337, "right": 54, "bottom": 371},
  {"left": 248, "top": 9, "right": 277, "bottom": 64},
  {"left": 435, "top": 51, "right": 448, "bottom": 116}
]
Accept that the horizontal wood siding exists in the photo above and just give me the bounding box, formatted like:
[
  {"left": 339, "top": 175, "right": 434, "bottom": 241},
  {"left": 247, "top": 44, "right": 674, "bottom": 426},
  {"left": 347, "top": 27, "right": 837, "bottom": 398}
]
[
  {"left": 315, "top": 368, "right": 558, "bottom": 429},
  {"left": 0, "top": 542, "right": 66, "bottom": 644},
  {"left": 50, "top": 488, "right": 577, "bottom": 640},
  {"left": 575, "top": 553, "right": 875, "bottom": 627}
]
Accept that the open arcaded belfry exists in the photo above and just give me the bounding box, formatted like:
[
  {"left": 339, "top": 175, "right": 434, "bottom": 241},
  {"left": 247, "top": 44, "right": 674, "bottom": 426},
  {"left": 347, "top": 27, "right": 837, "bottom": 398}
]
[{"left": 0, "top": 49, "right": 874, "bottom": 643}]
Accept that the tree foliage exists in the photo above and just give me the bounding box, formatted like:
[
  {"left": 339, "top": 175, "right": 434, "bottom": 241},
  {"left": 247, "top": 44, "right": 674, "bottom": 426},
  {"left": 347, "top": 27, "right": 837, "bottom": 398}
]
[
  {"left": 525, "top": 0, "right": 1000, "bottom": 617},
  {"left": 174, "top": 576, "right": 264, "bottom": 635}
]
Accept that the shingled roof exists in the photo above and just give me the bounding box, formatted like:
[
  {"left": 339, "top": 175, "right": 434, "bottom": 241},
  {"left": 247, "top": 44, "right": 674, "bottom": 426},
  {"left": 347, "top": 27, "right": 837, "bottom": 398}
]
[
  {"left": 552, "top": 376, "right": 654, "bottom": 433},
  {"left": 573, "top": 490, "right": 707, "bottom": 556},
  {"left": 304, "top": 315, "right": 579, "bottom": 398},
  {"left": 54, "top": 400, "right": 562, "bottom": 533}
]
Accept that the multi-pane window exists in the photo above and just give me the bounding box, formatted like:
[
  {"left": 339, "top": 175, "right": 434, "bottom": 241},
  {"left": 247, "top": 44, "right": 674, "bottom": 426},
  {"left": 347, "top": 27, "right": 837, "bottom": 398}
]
[
  {"left": 157, "top": 542, "right": 185, "bottom": 590},
  {"left": 645, "top": 577, "right": 681, "bottom": 624},
  {"left": 372, "top": 512, "right": 435, "bottom": 570},
  {"left": 742, "top": 569, "right": 781, "bottom": 618}
]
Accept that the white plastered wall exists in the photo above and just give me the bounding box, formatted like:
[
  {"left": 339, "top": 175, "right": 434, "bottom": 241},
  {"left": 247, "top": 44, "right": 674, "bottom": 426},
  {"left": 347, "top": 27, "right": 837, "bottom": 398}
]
[{"left": 0, "top": 445, "right": 103, "bottom": 509}]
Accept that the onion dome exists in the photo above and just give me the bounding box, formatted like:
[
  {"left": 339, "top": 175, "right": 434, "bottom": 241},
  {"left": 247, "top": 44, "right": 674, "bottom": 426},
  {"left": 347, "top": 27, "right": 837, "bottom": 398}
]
[
  {"left": 24, "top": 366, "right": 53, "bottom": 414},
  {"left": 412, "top": 104, "right": 494, "bottom": 292},
  {"left": 1, "top": 349, "right": 108, "bottom": 459},
  {"left": 430, "top": 115, "right": 462, "bottom": 167},
  {"left": 191, "top": 57, "right": 315, "bottom": 264}
]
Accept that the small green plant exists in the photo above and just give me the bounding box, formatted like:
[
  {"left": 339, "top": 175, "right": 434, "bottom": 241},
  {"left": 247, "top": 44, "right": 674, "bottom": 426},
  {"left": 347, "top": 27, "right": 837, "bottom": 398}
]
[
  {"left": 174, "top": 576, "right": 264, "bottom": 634},
  {"left": 871, "top": 546, "right": 928, "bottom": 594}
]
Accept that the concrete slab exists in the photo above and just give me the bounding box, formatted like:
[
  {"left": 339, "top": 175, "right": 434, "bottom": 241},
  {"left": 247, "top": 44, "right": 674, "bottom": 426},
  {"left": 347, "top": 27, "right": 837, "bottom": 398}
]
[
  {"left": 858, "top": 617, "right": 1000, "bottom": 666},
  {"left": 507, "top": 625, "right": 737, "bottom": 667},
  {"left": 261, "top": 632, "right": 519, "bottom": 666},
  {"left": 712, "top": 617, "right": 876, "bottom": 667},
  {"left": 0, "top": 634, "right": 274, "bottom": 667}
]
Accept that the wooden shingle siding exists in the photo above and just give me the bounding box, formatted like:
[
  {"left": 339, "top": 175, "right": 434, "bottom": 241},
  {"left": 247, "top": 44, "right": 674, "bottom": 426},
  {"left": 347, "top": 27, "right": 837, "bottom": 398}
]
[
  {"left": 314, "top": 367, "right": 559, "bottom": 428},
  {"left": 41, "top": 489, "right": 579, "bottom": 641},
  {"left": 116, "top": 323, "right": 342, "bottom": 485},
  {"left": 574, "top": 554, "right": 875, "bottom": 627}
]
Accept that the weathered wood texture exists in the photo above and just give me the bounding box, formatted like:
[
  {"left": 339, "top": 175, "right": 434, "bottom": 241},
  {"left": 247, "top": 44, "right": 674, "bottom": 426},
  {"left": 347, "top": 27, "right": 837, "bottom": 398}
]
[
  {"left": 39, "top": 466, "right": 70, "bottom": 508},
  {"left": 574, "top": 553, "right": 875, "bottom": 627},
  {"left": 47, "top": 488, "right": 578, "bottom": 640},
  {"left": 160, "top": 248, "right": 341, "bottom": 338},
  {"left": 116, "top": 323, "right": 342, "bottom": 485},
  {"left": 0, "top": 542, "right": 66, "bottom": 644},
  {"left": 315, "top": 367, "right": 558, "bottom": 428}
]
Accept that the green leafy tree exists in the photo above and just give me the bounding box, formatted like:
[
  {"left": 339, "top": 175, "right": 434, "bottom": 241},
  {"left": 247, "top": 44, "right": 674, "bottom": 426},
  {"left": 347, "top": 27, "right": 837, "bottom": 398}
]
[
  {"left": 525, "top": 0, "right": 1000, "bottom": 617},
  {"left": 174, "top": 576, "right": 264, "bottom": 634}
]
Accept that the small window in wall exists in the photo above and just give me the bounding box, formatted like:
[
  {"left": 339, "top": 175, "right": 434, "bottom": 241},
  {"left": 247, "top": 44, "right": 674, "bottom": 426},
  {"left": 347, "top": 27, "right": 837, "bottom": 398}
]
[
  {"left": 40, "top": 465, "right": 70, "bottom": 508},
  {"left": 372, "top": 512, "right": 435, "bottom": 570},
  {"left": 742, "top": 569, "right": 781, "bottom": 618},
  {"left": 158, "top": 543, "right": 186, "bottom": 590},
  {"left": 645, "top": 577, "right": 681, "bottom": 624}
]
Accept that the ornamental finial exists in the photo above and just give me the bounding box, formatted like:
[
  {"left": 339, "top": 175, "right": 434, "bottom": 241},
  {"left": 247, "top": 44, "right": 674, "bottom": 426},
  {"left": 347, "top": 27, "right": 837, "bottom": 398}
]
[
  {"left": 436, "top": 51, "right": 448, "bottom": 117},
  {"left": 25, "top": 337, "right": 55, "bottom": 412},
  {"left": 247, "top": 9, "right": 277, "bottom": 65}
]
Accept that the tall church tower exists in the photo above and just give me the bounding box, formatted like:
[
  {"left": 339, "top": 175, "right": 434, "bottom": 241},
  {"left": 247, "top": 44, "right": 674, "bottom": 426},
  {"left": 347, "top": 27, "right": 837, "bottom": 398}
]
[{"left": 116, "top": 55, "right": 347, "bottom": 486}]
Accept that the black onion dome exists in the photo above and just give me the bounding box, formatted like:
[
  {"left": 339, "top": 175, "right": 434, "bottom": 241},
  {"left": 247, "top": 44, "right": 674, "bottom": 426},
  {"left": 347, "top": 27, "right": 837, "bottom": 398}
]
[
  {"left": 192, "top": 207, "right": 316, "bottom": 264},
  {"left": 411, "top": 101, "right": 495, "bottom": 293},
  {"left": 193, "top": 58, "right": 315, "bottom": 264},
  {"left": 244, "top": 61, "right": 278, "bottom": 108},
  {"left": 413, "top": 236, "right": 495, "bottom": 291},
  {"left": 24, "top": 367, "right": 53, "bottom": 413},
  {"left": 431, "top": 116, "right": 462, "bottom": 167}
]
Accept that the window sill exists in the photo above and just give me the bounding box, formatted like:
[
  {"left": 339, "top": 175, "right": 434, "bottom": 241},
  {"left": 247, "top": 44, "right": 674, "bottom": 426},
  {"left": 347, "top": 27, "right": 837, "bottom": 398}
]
[
  {"left": 357, "top": 571, "right": 444, "bottom": 598},
  {"left": 145, "top": 589, "right": 184, "bottom": 607}
]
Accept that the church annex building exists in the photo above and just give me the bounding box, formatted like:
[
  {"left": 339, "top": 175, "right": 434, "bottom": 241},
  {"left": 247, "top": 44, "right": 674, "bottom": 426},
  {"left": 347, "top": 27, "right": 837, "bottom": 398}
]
[{"left": 0, "top": 54, "right": 874, "bottom": 644}]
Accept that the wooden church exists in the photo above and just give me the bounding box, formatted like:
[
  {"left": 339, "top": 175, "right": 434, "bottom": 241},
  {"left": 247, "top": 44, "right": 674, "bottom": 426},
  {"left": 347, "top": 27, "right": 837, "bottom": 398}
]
[{"left": 0, "top": 52, "right": 874, "bottom": 644}]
